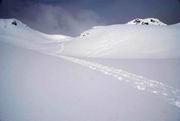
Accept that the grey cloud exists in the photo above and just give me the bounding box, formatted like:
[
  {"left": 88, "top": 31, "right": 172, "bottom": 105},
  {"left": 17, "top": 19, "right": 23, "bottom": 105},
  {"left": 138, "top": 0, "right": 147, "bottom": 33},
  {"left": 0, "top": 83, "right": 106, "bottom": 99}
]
[
  {"left": 0, "top": 0, "right": 180, "bottom": 35},
  {"left": 19, "top": 4, "right": 104, "bottom": 36}
]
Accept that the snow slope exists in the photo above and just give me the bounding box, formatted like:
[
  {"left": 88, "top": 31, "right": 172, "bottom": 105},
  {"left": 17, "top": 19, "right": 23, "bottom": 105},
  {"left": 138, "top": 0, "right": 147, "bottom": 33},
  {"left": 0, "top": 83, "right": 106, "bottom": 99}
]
[
  {"left": 1, "top": 40, "right": 180, "bottom": 121},
  {"left": 59, "top": 23, "right": 180, "bottom": 58},
  {"left": 0, "top": 18, "right": 180, "bottom": 121},
  {"left": 0, "top": 18, "right": 72, "bottom": 52},
  {"left": 1, "top": 18, "right": 180, "bottom": 58}
]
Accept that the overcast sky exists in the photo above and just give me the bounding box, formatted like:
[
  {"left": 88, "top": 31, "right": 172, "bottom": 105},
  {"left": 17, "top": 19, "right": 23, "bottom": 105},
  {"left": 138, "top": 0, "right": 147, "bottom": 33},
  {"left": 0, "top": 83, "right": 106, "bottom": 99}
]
[{"left": 0, "top": 0, "right": 180, "bottom": 36}]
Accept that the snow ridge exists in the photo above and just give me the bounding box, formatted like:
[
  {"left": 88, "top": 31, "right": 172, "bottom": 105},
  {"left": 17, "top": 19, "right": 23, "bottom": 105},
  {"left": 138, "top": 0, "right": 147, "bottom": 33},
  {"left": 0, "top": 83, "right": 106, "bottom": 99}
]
[
  {"left": 127, "top": 18, "right": 167, "bottom": 26},
  {"left": 0, "top": 18, "right": 29, "bottom": 30}
]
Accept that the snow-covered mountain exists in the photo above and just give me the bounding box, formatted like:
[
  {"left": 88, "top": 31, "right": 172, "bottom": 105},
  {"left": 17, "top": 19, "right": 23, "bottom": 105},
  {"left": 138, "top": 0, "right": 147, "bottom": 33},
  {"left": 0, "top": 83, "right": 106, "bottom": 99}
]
[
  {"left": 0, "top": 18, "right": 30, "bottom": 29},
  {"left": 0, "top": 18, "right": 180, "bottom": 58},
  {"left": 0, "top": 18, "right": 72, "bottom": 52},
  {"left": 60, "top": 21, "right": 180, "bottom": 58},
  {"left": 1, "top": 18, "right": 180, "bottom": 121},
  {"left": 127, "top": 18, "right": 167, "bottom": 26}
]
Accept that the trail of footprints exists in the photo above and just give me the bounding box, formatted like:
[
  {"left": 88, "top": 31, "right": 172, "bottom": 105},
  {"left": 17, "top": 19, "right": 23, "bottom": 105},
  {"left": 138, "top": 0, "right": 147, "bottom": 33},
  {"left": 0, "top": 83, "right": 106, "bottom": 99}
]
[{"left": 52, "top": 54, "right": 180, "bottom": 108}]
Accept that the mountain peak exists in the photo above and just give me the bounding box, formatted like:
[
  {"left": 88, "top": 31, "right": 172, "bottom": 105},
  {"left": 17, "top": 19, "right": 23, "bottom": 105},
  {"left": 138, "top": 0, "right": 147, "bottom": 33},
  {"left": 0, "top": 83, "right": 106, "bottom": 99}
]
[
  {"left": 0, "top": 18, "right": 29, "bottom": 29},
  {"left": 127, "top": 18, "right": 167, "bottom": 26}
]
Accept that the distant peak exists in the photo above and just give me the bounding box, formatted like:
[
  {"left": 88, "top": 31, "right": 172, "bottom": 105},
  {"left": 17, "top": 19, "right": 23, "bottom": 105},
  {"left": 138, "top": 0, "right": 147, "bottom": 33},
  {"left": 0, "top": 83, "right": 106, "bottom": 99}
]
[
  {"left": 0, "top": 18, "right": 29, "bottom": 29},
  {"left": 127, "top": 18, "right": 167, "bottom": 26}
]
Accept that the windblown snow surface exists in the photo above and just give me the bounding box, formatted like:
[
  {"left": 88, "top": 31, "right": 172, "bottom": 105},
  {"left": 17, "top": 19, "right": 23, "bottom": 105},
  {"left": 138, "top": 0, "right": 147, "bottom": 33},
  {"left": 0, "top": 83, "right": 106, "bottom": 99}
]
[{"left": 0, "top": 18, "right": 180, "bottom": 121}]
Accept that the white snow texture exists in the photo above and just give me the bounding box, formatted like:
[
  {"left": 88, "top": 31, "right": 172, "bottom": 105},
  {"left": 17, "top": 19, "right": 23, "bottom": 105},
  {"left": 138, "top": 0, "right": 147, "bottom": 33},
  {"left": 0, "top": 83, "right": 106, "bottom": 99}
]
[{"left": 0, "top": 18, "right": 180, "bottom": 121}]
